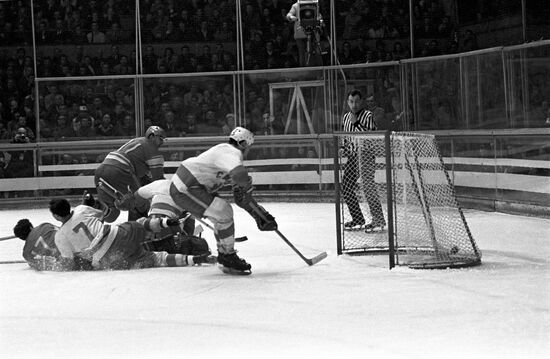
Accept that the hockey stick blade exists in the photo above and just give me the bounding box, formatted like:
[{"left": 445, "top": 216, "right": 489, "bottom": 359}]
[
  {"left": 247, "top": 202, "right": 327, "bottom": 266},
  {"left": 275, "top": 229, "right": 327, "bottom": 266},
  {"left": 306, "top": 251, "right": 328, "bottom": 265}
]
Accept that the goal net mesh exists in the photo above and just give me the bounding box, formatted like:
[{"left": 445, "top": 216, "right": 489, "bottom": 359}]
[{"left": 337, "top": 132, "right": 482, "bottom": 269}]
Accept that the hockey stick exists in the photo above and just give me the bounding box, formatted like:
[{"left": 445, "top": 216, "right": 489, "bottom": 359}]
[
  {"left": 0, "top": 235, "right": 17, "bottom": 241},
  {"left": 249, "top": 202, "right": 327, "bottom": 266},
  {"left": 99, "top": 178, "right": 248, "bottom": 242},
  {"left": 142, "top": 233, "right": 177, "bottom": 245},
  {"left": 192, "top": 215, "right": 248, "bottom": 242},
  {"left": 274, "top": 228, "right": 328, "bottom": 266},
  {"left": 98, "top": 177, "right": 129, "bottom": 199},
  {"left": 0, "top": 260, "right": 26, "bottom": 264}
]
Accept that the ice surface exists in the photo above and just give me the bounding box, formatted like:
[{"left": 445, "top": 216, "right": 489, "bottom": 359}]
[{"left": 0, "top": 203, "right": 549, "bottom": 359}]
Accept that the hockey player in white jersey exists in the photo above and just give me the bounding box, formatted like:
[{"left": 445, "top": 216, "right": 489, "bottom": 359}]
[{"left": 169, "top": 126, "right": 277, "bottom": 275}]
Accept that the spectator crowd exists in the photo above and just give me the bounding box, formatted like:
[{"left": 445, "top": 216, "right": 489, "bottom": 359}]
[
  {"left": 0, "top": 0, "right": 468, "bottom": 137},
  {"left": 0, "top": 0, "right": 547, "bottom": 190}
]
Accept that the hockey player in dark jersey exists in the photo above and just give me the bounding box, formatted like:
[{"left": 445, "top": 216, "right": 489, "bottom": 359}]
[
  {"left": 48, "top": 198, "right": 215, "bottom": 271},
  {"left": 13, "top": 219, "right": 60, "bottom": 271},
  {"left": 13, "top": 219, "right": 95, "bottom": 271},
  {"left": 94, "top": 126, "right": 167, "bottom": 222},
  {"left": 11, "top": 197, "right": 213, "bottom": 272}
]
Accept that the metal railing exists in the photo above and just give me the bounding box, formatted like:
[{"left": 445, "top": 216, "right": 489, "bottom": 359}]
[{"left": 1, "top": 131, "right": 548, "bottom": 215}]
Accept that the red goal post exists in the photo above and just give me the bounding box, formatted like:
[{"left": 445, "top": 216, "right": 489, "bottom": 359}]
[{"left": 333, "top": 131, "right": 482, "bottom": 269}]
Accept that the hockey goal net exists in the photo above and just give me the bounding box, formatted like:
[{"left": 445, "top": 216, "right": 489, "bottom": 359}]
[{"left": 335, "top": 131, "right": 482, "bottom": 269}]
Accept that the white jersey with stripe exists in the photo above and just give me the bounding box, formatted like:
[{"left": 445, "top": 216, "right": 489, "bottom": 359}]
[
  {"left": 54, "top": 205, "right": 105, "bottom": 259},
  {"left": 173, "top": 143, "right": 243, "bottom": 193},
  {"left": 136, "top": 179, "right": 183, "bottom": 217}
]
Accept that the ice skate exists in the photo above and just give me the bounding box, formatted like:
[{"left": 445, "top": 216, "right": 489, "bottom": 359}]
[
  {"left": 364, "top": 221, "right": 386, "bottom": 233},
  {"left": 344, "top": 220, "right": 365, "bottom": 231},
  {"left": 217, "top": 251, "right": 252, "bottom": 275}
]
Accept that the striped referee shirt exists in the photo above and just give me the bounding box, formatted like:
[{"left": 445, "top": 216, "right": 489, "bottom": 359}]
[
  {"left": 342, "top": 108, "right": 377, "bottom": 132},
  {"left": 341, "top": 108, "right": 376, "bottom": 155}
]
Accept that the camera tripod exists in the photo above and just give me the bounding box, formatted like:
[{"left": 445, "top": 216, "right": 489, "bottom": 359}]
[{"left": 304, "top": 26, "right": 323, "bottom": 66}]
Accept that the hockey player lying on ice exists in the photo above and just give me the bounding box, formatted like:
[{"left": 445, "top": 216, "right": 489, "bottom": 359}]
[
  {"left": 111, "top": 178, "right": 199, "bottom": 254},
  {"left": 12, "top": 196, "right": 213, "bottom": 271}
]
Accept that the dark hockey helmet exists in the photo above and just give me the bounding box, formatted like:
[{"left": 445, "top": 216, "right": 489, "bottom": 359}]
[
  {"left": 13, "top": 219, "right": 33, "bottom": 240},
  {"left": 145, "top": 126, "right": 166, "bottom": 139}
]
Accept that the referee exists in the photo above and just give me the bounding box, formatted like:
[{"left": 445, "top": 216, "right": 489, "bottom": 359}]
[{"left": 341, "top": 90, "right": 385, "bottom": 231}]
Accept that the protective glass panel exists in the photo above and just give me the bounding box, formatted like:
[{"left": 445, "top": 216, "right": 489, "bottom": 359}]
[
  {"left": 410, "top": 58, "right": 461, "bottom": 130},
  {"left": 339, "top": 64, "right": 402, "bottom": 131},
  {"left": 139, "top": 1, "right": 237, "bottom": 73},
  {"left": 37, "top": 78, "right": 138, "bottom": 141},
  {"left": 142, "top": 73, "right": 235, "bottom": 137},
  {"left": 462, "top": 52, "right": 506, "bottom": 129},
  {"left": 240, "top": 67, "right": 326, "bottom": 135}
]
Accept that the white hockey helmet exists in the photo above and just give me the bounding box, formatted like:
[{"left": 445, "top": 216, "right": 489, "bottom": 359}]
[{"left": 230, "top": 126, "right": 254, "bottom": 149}]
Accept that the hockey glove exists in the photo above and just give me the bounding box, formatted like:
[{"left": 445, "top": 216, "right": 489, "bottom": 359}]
[
  {"left": 192, "top": 253, "right": 217, "bottom": 265},
  {"left": 74, "top": 255, "right": 94, "bottom": 271},
  {"left": 140, "top": 175, "right": 153, "bottom": 186},
  {"left": 31, "top": 255, "right": 59, "bottom": 271},
  {"left": 250, "top": 203, "right": 278, "bottom": 231},
  {"left": 114, "top": 192, "right": 135, "bottom": 211},
  {"left": 175, "top": 234, "right": 210, "bottom": 255},
  {"left": 232, "top": 177, "right": 253, "bottom": 209},
  {"left": 82, "top": 191, "right": 96, "bottom": 207},
  {"left": 163, "top": 218, "right": 181, "bottom": 227}
]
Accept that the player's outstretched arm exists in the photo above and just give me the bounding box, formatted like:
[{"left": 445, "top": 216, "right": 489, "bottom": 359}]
[{"left": 231, "top": 171, "right": 277, "bottom": 231}]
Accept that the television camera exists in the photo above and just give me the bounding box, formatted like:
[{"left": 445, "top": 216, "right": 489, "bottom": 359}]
[{"left": 297, "top": 0, "right": 322, "bottom": 35}]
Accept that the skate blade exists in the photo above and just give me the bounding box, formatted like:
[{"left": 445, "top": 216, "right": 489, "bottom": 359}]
[
  {"left": 218, "top": 265, "right": 252, "bottom": 276},
  {"left": 365, "top": 226, "right": 386, "bottom": 233},
  {"left": 344, "top": 226, "right": 364, "bottom": 232}
]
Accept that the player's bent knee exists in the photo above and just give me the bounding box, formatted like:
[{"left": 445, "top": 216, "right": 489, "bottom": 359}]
[{"left": 204, "top": 197, "right": 233, "bottom": 225}]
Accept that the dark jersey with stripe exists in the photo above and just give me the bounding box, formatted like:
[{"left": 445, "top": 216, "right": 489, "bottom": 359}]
[
  {"left": 22, "top": 223, "right": 59, "bottom": 270},
  {"left": 102, "top": 137, "right": 164, "bottom": 180}
]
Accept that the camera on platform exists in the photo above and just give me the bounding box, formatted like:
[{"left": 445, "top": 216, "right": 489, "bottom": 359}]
[{"left": 298, "top": 0, "right": 319, "bottom": 34}]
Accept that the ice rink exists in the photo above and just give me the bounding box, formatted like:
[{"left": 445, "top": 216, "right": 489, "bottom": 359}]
[{"left": 0, "top": 203, "right": 549, "bottom": 359}]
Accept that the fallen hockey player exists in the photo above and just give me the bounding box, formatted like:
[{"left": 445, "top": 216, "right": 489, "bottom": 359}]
[
  {"left": 13, "top": 219, "right": 61, "bottom": 271},
  {"left": 13, "top": 197, "right": 215, "bottom": 271},
  {"left": 97, "top": 178, "right": 204, "bottom": 255}
]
